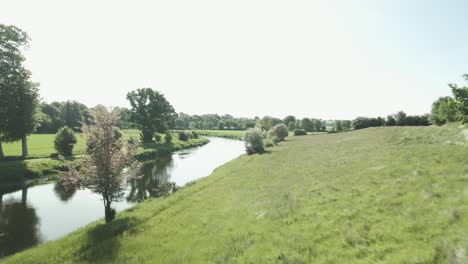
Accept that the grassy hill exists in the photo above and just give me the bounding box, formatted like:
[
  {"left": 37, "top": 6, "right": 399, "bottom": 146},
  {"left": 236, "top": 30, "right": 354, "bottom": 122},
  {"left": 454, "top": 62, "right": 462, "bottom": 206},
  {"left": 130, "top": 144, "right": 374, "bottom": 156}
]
[{"left": 3, "top": 125, "right": 467, "bottom": 263}]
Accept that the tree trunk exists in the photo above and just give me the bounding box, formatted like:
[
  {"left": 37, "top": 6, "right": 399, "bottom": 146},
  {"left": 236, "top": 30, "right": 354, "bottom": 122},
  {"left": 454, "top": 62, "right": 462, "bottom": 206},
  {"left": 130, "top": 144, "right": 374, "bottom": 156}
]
[
  {"left": 21, "top": 134, "right": 28, "bottom": 158},
  {"left": 0, "top": 141, "right": 4, "bottom": 159},
  {"left": 104, "top": 199, "right": 116, "bottom": 223},
  {"left": 0, "top": 193, "right": 3, "bottom": 212},
  {"left": 22, "top": 186, "right": 28, "bottom": 206}
]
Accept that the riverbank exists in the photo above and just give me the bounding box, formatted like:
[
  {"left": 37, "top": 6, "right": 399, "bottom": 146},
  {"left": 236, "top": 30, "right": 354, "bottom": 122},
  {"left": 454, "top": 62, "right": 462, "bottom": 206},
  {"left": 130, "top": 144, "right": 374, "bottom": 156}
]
[
  {"left": 192, "top": 130, "right": 245, "bottom": 140},
  {"left": 3, "top": 125, "right": 467, "bottom": 263},
  {"left": 0, "top": 136, "right": 209, "bottom": 192}
]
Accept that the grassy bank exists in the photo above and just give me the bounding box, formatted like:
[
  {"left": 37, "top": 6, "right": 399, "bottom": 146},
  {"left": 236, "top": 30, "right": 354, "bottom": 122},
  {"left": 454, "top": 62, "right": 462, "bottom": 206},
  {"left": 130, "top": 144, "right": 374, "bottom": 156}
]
[
  {"left": 4, "top": 125, "right": 467, "bottom": 263},
  {"left": 193, "top": 130, "right": 245, "bottom": 140}
]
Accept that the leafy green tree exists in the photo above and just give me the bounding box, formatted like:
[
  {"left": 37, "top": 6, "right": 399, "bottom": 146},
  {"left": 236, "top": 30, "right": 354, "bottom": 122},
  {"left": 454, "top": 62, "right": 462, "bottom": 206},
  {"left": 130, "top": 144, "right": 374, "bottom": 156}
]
[
  {"left": 283, "top": 116, "right": 296, "bottom": 128},
  {"left": 300, "top": 118, "right": 313, "bottom": 132},
  {"left": 0, "top": 24, "right": 40, "bottom": 158},
  {"left": 394, "top": 111, "right": 407, "bottom": 126},
  {"left": 448, "top": 74, "right": 468, "bottom": 122},
  {"left": 430, "top": 97, "right": 459, "bottom": 125},
  {"left": 244, "top": 128, "right": 264, "bottom": 154},
  {"left": 270, "top": 124, "right": 289, "bottom": 141},
  {"left": 385, "top": 115, "right": 396, "bottom": 126},
  {"left": 312, "top": 119, "right": 322, "bottom": 132},
  {"left": 59, "top": 106, "right": 138, "bottom": 223},
  {"left": 54, "top": 126, "right": 77, "bottom": 156},
  {"left": 335, "top": 120, "right": 343, "bottom": 131},
  {"left": 126, "top": 88, "right": 175, "bottom": 143},
  {"left": 288, "top": 121, "right": 296, "bottom": 131}
]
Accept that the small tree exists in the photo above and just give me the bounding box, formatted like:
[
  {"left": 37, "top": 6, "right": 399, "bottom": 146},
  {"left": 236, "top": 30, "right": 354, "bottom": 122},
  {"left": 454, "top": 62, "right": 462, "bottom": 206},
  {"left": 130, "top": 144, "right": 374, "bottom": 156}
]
[
  {"left": 165, "top": 131, "right": 172, "bottom": 143},
  {"left": 271, "top": 124, "right": 288, "bottom": 141},
  {"left": 244, "top": 128, "right": 264, "bottom": 154},
  {"left": 53, "top": 126, "right": 77, "bottom": 156},
  {"left": 59, "top": 106, "right": 138, "bottom": 223}
]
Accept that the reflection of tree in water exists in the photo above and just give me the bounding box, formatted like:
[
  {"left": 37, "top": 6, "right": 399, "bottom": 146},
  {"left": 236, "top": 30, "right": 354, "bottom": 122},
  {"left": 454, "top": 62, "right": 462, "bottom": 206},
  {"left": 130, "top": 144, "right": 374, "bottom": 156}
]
[
  {"left": 0, "top": 188, "right": 42, "bottom": 258},
  {"left": 53, "top": 182, "right": 76, "bottom": 202},
  {"left": 126, "top": 155, "right": 178, "bottom": 203}
]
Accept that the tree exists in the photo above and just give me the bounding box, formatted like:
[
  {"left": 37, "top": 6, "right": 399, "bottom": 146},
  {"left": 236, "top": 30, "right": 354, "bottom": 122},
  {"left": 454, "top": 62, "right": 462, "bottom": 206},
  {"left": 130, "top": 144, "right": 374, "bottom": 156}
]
[
  {"left": 270, "top": 124, "right": 289, "bottom": 141},
  {"left": 126, "top": 88, "right": 175, "bottom": 143},
  {"left": 448, "top": 74, "right": 468, "bottom": 122},
  {"left": 394, "top": 111, "right": 407, "bottom": 126},
  {"left": 335, "top": 120, "right": 343, "bottom": 131},
  {"left": 312, "top": 119, "right": 322, "bottom": 132},
  {"left": 430, "top": 97, "right": 459, "bottom": 125},
  {"left": 385, "top": 115, "right": 396, "bottom": 126},
  {"left": 59, "top": 106, "right": 138, "bottom": 223},
  {"left": 53, "top": 126, "right": 77, "bottom": 156},
  {"left": 283, "top": 116, "right": 296, "bottom": 128},
  {"left": 301, "top": 118, "right": 313, "bottom": 132},
  {"left": 243, "top": 128, "right": 264, "bottom": 154},
  {"left": 0, "top": 24, "right": 39, "bottom": 158},
  {"left": 288, "top": 121, "right": 296, "bottom": 131}
]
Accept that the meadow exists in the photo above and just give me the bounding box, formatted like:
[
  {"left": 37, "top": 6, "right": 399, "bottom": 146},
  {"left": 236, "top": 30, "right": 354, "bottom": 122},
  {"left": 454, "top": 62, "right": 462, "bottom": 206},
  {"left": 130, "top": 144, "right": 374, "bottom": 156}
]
[{"left": 4, "top": 125, "right": 467, "bottom": 263}]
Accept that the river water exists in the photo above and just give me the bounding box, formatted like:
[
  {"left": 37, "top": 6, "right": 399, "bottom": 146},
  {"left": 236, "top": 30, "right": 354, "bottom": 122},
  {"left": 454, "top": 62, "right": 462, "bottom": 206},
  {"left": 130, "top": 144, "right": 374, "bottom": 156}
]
[{"left": 0, "top": 137, "right": 245, "bottom": 258}]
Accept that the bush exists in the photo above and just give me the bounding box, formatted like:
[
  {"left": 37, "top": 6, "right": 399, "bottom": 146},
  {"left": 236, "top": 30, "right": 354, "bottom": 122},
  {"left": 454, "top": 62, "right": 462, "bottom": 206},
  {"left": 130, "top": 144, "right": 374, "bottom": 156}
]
[
  {"left": 154, "top": 133, "right": 162, "bottom": 142},
  {"left": 271, "top": 124, "right": 289, "bottom": 141},
  {"left": 294, "top": 129, "right": 307, "bottom": 136},
  {"left": 165, "top": 131, "right": 172, "bottom": 143},
  {"left": 243, "top": 128, "right": 264, "bottom": 154},
  {"left": 54, "top": 127, "right": 77, "bottom": 156},
  {"left": 191, "top": 131, "right": 199, "bottom": 139},
  {"left": 178, "top": 131, "right": 190, "bottom": 141}
]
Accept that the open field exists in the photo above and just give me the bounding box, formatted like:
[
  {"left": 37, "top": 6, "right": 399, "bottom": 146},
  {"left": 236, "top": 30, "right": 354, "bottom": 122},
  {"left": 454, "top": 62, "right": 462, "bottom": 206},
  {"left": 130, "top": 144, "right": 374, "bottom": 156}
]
[
  {"left": 4, "top": 125, "right": 467, "bottom": 263},
  {"left": 1, "top": 130, "right": 144, "bottom": 159}
]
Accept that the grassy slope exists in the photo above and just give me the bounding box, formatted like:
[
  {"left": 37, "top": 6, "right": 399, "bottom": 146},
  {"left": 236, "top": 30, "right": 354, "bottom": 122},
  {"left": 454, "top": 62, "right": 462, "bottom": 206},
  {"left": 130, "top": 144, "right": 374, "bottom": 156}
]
[{"left": 3, "top": 126, "right": 468, "bottom": 263}]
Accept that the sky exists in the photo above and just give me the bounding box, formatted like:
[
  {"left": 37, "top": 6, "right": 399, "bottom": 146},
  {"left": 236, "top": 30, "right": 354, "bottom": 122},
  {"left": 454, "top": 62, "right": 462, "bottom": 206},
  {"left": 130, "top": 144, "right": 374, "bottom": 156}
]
[{"left": 1, "top": 0, "right": 467, "bottom": 119}]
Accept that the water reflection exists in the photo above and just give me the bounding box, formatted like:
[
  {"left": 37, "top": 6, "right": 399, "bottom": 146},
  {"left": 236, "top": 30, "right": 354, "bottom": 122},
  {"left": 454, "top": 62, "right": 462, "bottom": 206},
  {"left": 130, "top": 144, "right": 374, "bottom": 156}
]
[
  {"left": 126, "top": 155, "right": 176, "bottom": 202},
  {"left": 0, "top": 188, "right": 42, "bottom": 258},
  {"left": 53, "top": 183, "right": 77, "bottom": 202}
]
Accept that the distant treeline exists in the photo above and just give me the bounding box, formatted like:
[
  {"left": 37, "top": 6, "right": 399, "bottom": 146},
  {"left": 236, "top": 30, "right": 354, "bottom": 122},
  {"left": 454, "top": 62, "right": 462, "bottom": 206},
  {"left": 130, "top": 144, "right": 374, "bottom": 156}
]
[
  {"left": 174, "top": 113, "right": 352, "bottom": 132},
  {"left": 352, "top": 111, "right": 430, "bottom": 130},
  {"left": 36, "top": 104, "right": 353, "bottom": 134},
  {"left": 36, "top": 101, "right": 132, "bottom": 133}
]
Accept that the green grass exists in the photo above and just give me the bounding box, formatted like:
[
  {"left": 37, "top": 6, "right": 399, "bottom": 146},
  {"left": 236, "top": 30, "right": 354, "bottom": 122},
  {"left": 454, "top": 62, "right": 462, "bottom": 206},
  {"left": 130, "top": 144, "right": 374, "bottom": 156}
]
[
  {"left": 193, "top": 130, "right": 246, "bottom": 140},
  {"left": 2, "top": 134, "right": 87, "bottom": 159},
  {"left": 4, "top": 125, "right": 467, "bottom": 263},
  {"left": 1, "top": 130, "right": 144, "bottom": 159}
]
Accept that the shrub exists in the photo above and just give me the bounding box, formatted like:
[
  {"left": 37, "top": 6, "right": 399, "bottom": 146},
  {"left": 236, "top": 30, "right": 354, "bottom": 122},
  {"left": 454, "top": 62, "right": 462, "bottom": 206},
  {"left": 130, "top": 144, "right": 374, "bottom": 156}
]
[
  {"left": 178, "top": 131, "right": 190, "bottom": 141},
  {"left": 294, "top": 129, "right": 307, "bottom": 136},
  {"left": 271, "top": 124, "right": 288, "bottom": 141},
  {"left": 54, "top": 127, "right": 77, "bottom": 156},
  {"left": 165, "top": 131, "right": 172, "bottom": 143},
  {"left": 154, "top": 133, "right": 162, "bottom": 142},
  {"left": 191, "top": 131, "right": 199, "bottom": 139},
  {"left": 243, "top": 128, "right": 264, "bottom": 154}
]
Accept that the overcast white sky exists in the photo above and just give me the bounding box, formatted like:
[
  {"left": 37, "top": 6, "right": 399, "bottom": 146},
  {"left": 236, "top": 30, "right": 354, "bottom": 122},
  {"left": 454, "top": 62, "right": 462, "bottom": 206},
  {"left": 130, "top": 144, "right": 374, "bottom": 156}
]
[{"left": 1, "top": 0, "right": 467, "bottom": 119}]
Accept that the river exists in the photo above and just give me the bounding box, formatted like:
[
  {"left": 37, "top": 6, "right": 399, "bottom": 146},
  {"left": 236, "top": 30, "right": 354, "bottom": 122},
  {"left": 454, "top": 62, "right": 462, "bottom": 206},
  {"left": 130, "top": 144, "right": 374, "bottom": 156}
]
[{"left": 0, "top": 137, "right": 245, "bottom": 258}]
